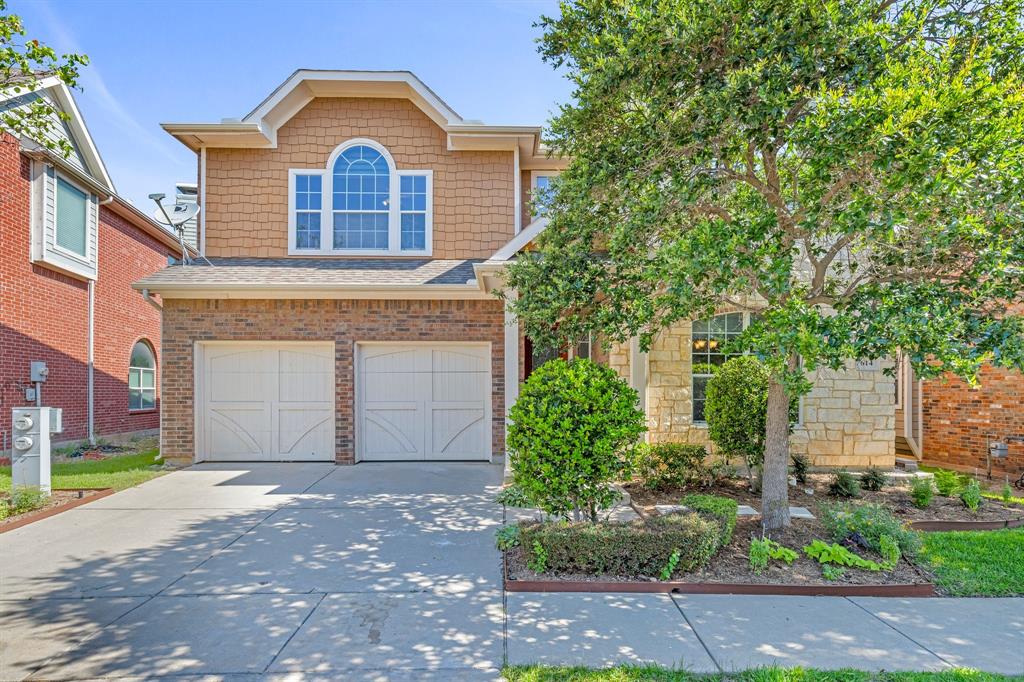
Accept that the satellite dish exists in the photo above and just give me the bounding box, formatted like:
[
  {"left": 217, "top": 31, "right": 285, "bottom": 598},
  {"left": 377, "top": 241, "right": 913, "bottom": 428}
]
[{"left": 152, "top": 202, "right": 200, "bottom": 227}]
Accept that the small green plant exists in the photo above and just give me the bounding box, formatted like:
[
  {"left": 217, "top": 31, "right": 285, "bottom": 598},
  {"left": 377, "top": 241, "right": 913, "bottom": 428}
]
[
  {"left": 527, "top": 540, "right": 549, "bottom": 573},
  {"left": 495, "top": 524, "right": 521, "bottom": 551},
  {"left": 803, "top": 539, "right": 882, "bottom": 571},
  {"left": 910, "top": 478, "right": 934, "bottom": 509},
  {"left": 9, "top": 486, "right": 47, "bottom": 515},
  {"left": 749, "top": 538, "right": 796, "bottom": 573},
  {"left": 828, "top": 472, "right": 861, "bottom": 498},
  {"left": 960, "top": 479, "right": 982, "bottom": 512},
  {"left": 681, "top": 494, "right": 738, "bottom": 547},
  {"left": 860, "top": 468, "right": 886, "bottom": 492},
  {"left": 659, "top": 549, "right": 682, "bottom": 580},
  {"left": 934, "top": 469, "right": 963, "bottom": 496},
  {"left": 821, "top": 564, "right": 846, "bottom": 581},
  {"left": 748, "top": 538, "right": 770, "bottom": 573},
  {"left": 1002, "top": 483, "right": 1014, "bottom": 505},
  {"left": 821, "top": 502, "right": 920, "bottom": 558},
  {"left": 879, "top": 533, "right": 901, "bottom": 570},
  {"left": 495, "top": 485, "right": 533, "bottom": 508},
  {"left": 634, "top": 442, "right": 709, "bottom": 491},
  {"left": 790, "top": 454, "right": 810, "bottom": 485}
]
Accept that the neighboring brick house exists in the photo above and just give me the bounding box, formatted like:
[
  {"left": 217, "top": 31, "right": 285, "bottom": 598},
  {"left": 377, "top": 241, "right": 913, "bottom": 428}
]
[
  {"left": 140, "top": 70, "right": 898, "bottom": 468},
  {"left": 0, "top": 77, "right": 186, "bottom": 450}
]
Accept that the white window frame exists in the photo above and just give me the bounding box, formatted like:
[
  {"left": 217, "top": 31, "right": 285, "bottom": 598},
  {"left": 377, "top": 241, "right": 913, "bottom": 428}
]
[
  {"left": 287, "top": 138, "right": 432, "bottom": 256},
  {"left": 128, "top": 341, "right": 157, "bottom": 412},
  {"left": 52, "top": 172, "right": 92, "bottom": 263},
  {"left": 567, "top": 332, "right": 592, "bottom": 360},
  {"left": 530, "top": 171, "right": 558, "bottom": 219}
]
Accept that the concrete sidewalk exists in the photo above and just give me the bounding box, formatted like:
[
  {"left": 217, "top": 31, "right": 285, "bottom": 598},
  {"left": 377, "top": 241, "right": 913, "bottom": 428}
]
[
  {"left": 1, "top": 463, "right": 1022, "bottom": 680},
  {"left": 507, "top": 593, "right": 1024, "bottom": 675}
]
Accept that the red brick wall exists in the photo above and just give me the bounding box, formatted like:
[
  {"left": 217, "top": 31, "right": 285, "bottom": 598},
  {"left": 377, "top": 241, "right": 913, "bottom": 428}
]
[
  {"left": 0, "top": 133, "right": 170, "bottom": 445},
  {"left": 160, "top": 298, "right": 506, "bottom": 464},
  {"left": 923, "top": 365, "right": 1024, "bottom": 477}
]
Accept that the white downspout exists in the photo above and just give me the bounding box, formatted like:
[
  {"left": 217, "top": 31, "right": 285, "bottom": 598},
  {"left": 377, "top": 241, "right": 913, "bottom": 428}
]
[
  {"left": 87, "top": 278, "right": 95, "bottom": 445},
  {"left": 199, "top": 146, "right": 207, "bottom": 256},
  {"left": 513, "top": 146, "right": 521, "bottom": 235},
  {"left": 503, "top": 289, "right": 519, "bottom": 478}
]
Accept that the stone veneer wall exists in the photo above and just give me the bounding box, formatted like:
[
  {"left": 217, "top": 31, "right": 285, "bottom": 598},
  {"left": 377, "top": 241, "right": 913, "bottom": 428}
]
[{"left": 607, "top": 320, "right": 896, "bottom": 467}]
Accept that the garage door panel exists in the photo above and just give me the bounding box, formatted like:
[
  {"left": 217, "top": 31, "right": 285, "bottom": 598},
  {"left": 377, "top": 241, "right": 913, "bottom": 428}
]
[
  {"left": 431, "top": 408, "right": 487, "bottom": 458},
  {"left": 199, "top": 343, "right": 335, "bottom": 462},
  {"left": 207, "top": 406, "right": 271, "bottom": 460},
  {"left": 431, "top": 347, "right": 489, "bottom": 372},
  {"left": 431, "top": 371, "right": 488, "bottom": 402},
  {"left": 358, "top": 343, "right": 491, "bottom": 462},
  {"left": 362, "top": 408, "right": 421, "bottom": 458},
  {"left": 277, "top": 405, "right": 334, "bottom": 458}
]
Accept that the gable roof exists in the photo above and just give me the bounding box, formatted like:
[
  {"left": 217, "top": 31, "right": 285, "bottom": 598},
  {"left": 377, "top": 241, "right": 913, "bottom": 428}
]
[
  {"left": 161, "top": 70, "right": 565, "bottom": 170},
  {"left": 0, "top": 76, "right": 114, "bottom": 190}
]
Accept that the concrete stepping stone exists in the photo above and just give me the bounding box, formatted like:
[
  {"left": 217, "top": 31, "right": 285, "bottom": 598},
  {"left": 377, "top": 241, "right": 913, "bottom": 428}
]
[{"left": 657, "top": 503, "right": 814, "bottom": 519}]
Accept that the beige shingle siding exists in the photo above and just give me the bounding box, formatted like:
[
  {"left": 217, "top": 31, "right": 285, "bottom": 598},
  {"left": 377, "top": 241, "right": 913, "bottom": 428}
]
[{"left": 203, "top": 97, "right": 515, "bottom": 259}]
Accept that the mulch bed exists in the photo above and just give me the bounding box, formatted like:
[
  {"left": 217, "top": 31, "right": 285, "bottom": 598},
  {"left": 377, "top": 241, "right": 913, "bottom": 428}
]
[
  {"left": 625, "top": 473, "right": 1024, "bottom": 525},
  {"left": 505, "top": 515, "right": 933, "bottom": 591},
  {"left": 0, "top": 488, "right": 113, "bottom": 533}
]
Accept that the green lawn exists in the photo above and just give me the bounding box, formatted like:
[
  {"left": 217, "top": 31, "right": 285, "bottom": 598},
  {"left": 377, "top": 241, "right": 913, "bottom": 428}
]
[
  {"left": 0, "top": 449, "right": 166, "bottom": 492},
  {"left": 504, "top": 666, "right": 1021, "bottom": 682},
  {"left": 919, "top": 528, "right": 1024, "bottom": 597}
]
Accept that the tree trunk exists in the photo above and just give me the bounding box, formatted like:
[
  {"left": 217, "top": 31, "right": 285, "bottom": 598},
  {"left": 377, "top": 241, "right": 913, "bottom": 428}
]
[{"left": 761, "top": 372, "right": 792, "bottom": 531}]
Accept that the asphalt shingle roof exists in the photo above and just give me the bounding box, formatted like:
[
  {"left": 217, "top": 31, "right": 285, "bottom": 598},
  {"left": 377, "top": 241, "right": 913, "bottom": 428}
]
[{"left": 135, "top": 258, "right": 482, "bottom": 289}]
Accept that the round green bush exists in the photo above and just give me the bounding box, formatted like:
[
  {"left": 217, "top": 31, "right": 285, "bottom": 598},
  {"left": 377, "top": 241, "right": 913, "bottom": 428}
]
[
  {"left": 508, "top": 357, "right": 646, "bottom": 521},
  {"left": 704, "top": 355, "right": 769, "bottom": 471}
]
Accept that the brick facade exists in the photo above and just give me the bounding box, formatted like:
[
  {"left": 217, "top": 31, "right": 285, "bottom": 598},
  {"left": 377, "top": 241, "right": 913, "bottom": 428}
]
[
  {"left": 204, "top": 97, "right": 515, "bottom": 260},
  {"left": 159, "top": 298, "right": 506, "bottom": 464},
  {"left": 0, "top": 133, "right": 172, "bottom": 446},
  {"left": 921, "top": 366, "right": 1024, "bottom": 477}
]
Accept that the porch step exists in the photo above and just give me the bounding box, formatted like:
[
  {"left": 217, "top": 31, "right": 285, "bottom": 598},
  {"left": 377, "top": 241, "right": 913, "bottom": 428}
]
[
  {"left": 895, "top": 456, "right": 920, "bottom": 472},
  {"left": 895, "top": 436, "right": 915, "bottom": 457}
]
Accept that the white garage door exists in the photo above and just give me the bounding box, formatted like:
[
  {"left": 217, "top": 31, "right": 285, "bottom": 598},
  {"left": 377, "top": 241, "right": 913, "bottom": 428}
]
[
  {"left": 357, "top": 343, "right": 491, "bottom": 461},
  {"left": 196, "top": 342, "right": 335, "bottom": 462}
]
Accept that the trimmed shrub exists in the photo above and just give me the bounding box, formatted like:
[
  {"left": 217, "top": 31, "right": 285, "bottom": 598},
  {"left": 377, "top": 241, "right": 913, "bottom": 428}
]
[
  {"left": 681, "top": 494, "right": 738, "bottom": 547},
  {"left": 860, "top": 468, "right": 886, "bottom": 492},
  {"left": 704, "top": 356, "right": 769, "bottom": 473},
  {"left": 829, "top": 472, "right": 861, "bottom": 498},
  {"left": 518, "top": 513, "right": 721, "bottom": 577},
  {"left": 508, "top": 358, "right": 646, "bottom": 521},
  {"left": 910, "top": 478, "right": 934, "bottom": 509},
  {"left": 634, "top": 442, "right": 709, "bottom": 490},
  {"left": 821, "top": 502, "right": 920, "bottom": 558}
]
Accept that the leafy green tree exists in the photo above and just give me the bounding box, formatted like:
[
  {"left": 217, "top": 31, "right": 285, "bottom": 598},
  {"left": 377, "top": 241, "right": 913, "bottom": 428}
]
[
  {"left": 705, "top": 356, "right": 769, "bottom": 488},
  {"left": 505, "top": 0, "right": 1024, "bottom": 529},
  {"left": 0, "top": 0, "right": 87, "bottom": 156}
]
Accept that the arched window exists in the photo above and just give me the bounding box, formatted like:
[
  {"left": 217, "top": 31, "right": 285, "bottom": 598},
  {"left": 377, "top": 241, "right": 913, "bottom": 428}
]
[
  {"left": 129, "top": 340, "right": 156, "bottom": 411},
  {"left": 332, "top": 144, "right": 391, "bottom": 249},
  {"left": 690, "top": 313, "right": 746, "bottom": 422},
  {"left": 288, "top": 139, "right": 432, "bottom": 255}
]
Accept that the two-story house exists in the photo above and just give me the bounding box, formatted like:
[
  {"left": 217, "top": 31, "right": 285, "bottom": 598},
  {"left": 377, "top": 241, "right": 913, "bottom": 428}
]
[
  {"left": 140, "top": 70, "right": 903, "bottom": 469},
  {"left": 1, "top": 77, "right": 187, "bottom": 450}
]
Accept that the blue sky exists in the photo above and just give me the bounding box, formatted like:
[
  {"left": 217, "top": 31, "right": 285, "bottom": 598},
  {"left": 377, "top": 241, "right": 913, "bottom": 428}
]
[{"left": 13, "top": 0, "right": 571, "bottom": 212}]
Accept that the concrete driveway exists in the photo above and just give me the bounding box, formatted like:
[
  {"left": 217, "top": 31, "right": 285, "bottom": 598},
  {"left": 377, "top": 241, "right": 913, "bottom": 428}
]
[
  {"left": 3, "top": 463, "right": 1022, "bottom": 680},
  {"left": 0, "top": 462, "right": 506, "bottom": 680}
]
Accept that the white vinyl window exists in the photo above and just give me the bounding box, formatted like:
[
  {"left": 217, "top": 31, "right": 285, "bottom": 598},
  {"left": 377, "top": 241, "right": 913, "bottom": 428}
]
[
  {"left": 30, "top": 164, "right": 98, "bottom": 280},
  {"left": 129, "top": 340, "right": 156, "bottom": 411},
  {"left": 530, "top": 171, "right": 558, "bottom": 218},
  {"left": 288, "top": 139, "right": 432, "bottom": 255},
  {"left": 690, "top": 313, "right": 747, "bottom": 423}
]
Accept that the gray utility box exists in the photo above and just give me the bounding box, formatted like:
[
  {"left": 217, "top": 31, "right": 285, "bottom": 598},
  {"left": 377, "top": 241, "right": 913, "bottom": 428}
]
[{"left": 11, "top": 406, "right": 60, "bottom": 494}]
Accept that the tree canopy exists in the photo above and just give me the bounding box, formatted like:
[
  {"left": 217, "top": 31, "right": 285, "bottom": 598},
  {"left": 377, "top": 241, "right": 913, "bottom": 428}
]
[
  {"left": 505, "top": 0, "right": 1024, "bottom": 528},
  {"left": 0, "top": 0, "right": 87, "bottom": 157}
]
